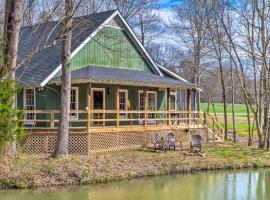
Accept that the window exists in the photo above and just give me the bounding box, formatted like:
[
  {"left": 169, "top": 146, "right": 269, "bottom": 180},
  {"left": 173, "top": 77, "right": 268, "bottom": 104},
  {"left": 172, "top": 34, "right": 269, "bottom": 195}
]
[
  {"left": 179, "top": 90, "right": 187, "bottom": 111},
  {"left": 24, "top": 89, "right": 36, "bottom": 121},
  {"left": 147, "top": 92, "right": 157, "bottom": 119},
  {"left": 70, "top": 87, "right": 78, "bottom": 118},
  {"left": 138, "top": 91, "right": 144, "bottom": 119},
  {"left": 170, "top": 90, "right": 177, "bottom": 111},
  {"left": 119, "top": 90, "right": 128, "bottom": 118}
]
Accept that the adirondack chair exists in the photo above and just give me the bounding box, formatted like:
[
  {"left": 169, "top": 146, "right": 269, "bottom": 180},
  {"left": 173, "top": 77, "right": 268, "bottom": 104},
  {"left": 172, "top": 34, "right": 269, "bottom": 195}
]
[
  {"left": 152, "top": 133, "right": 168, "bottom": 152},
  {"left": 167, "top": 133, "right": 182, "bottom": 150},
  {"left": 190, "top": 134, "right": 202, "bottom": 152}
]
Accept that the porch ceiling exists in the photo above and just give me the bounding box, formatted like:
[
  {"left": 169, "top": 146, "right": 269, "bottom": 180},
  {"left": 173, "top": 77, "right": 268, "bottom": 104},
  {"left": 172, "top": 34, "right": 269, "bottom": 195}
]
[{"left": 50, "top": 65, "right": 197, "bottom": 89}]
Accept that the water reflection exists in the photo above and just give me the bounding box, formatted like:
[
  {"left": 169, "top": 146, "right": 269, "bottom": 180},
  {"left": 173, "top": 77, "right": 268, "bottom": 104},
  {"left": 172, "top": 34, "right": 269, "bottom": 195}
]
[{"left": 1, "top": 169, "right": 270, "bottom": 200}]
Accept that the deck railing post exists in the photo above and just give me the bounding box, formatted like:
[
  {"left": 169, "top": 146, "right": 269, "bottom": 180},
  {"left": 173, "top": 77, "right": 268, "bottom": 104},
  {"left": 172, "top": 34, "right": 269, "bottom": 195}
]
[
  {"left": 167, "top": 88, "right": 171, "bottom": 126},
  {"left": 143, "top": 88, "right": 147, "bottom": 127},
  {"left": 116, "top": 85, "right": 120, "bottom": 127},
  {"left": 87, "top": 83, "right": 91, "bottom": 133},
  {"left": 50, "top": 111, "right": 54, "bottom": 128},
  {"left": 187, "top": 89, "right": 191, "bottom": 124},
  {"left": 203, "top": 111, "right": 207, "bottom": 126}
]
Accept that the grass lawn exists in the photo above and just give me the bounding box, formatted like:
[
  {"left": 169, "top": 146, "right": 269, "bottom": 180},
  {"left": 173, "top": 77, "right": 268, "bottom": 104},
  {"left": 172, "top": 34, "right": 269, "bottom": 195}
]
[
  {"left": 1, "top": 142, "right": 270, "bottom": 189},
  {"left": 201, "top": 103, "right": 252, "bottom": 115},
  {"left": 201, "top": 103, "right": 255, "bottom": 136}
]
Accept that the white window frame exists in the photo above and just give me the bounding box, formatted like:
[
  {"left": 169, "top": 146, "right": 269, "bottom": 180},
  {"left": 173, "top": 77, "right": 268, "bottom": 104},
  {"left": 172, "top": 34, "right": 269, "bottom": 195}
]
[
  {"left": 138, "top": 90, "right": 144, "bottom": 123},
  {"left": 170, "top": 89, "right": 177, "bottom": 111},
  {"left": 147, "top": 91, "right": 157, "bottom": 120},
  {"left": 70, "top": 87, "right": 79, "bottom": 119},
  {"left": 119, "top": 89, "right": 128, "bottom": 119},
  {"left": 23, "top": 88, "right": 36, "bottom": 124}
]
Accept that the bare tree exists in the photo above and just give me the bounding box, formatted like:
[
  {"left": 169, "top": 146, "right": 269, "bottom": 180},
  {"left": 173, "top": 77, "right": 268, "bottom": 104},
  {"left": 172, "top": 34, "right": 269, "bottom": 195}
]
[
  {"left": 53, "top": 0, "right": 73, "bottom": 158},
  {"left": 171, "top": 0, "right": 210, "bottom": 112},
  {"left": 2, "top": 0, "right": 24, "bottom": 156},
  {"left": 3, "top": 0, "right": 24, "bottom": 79}
]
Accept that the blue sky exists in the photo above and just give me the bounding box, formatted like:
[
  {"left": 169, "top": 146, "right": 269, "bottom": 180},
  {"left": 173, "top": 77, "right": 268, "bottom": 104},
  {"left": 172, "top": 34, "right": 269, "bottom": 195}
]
[{"left": 159, "top": 0, "right": 182, "bottom": 8}]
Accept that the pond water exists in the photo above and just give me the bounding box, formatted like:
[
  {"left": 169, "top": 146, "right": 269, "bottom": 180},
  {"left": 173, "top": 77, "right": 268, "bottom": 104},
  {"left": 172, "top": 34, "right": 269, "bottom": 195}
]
[{"left": 1, "top": 169, "right": 270, "bottom": 200}]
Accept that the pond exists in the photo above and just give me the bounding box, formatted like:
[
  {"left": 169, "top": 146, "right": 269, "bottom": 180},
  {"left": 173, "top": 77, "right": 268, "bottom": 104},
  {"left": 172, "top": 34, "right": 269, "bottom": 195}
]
[{"left": 1, "top": 169, "right": 270, "bottom": 200}]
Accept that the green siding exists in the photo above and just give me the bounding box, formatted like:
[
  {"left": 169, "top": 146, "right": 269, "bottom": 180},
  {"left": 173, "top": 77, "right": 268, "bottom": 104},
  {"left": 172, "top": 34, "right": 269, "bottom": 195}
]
[
  {"left": 157, "top": 90, "right": 167, "bottom": 125},
  {"left": 18, "top": 84, "right": 169, "bottom": 127},
  {"left": 57, "top": 27, "right": 154, "bottom": 76}
]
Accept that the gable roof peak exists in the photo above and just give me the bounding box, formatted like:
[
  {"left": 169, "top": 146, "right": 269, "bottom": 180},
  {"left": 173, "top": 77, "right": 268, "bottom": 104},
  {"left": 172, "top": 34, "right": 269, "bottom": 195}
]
[{"left": 16, "top": 9, "right": 163, "bottom": 87}]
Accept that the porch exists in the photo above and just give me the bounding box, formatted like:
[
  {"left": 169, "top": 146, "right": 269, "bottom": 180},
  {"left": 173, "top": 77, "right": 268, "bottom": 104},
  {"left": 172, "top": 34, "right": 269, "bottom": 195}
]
[
  {"left": 19, "top": 109, "right": 223, "bottom": 155},
  {"left": 18, "top": 66, "right": 223, "bottom": 155}
]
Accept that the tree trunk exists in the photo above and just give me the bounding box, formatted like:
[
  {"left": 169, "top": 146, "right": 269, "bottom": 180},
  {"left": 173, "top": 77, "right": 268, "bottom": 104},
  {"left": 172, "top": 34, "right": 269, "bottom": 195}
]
[
  {"left": 53, "top": 0, "right": 73, "bottom": 158},
  {"left": 219, "top": 60, "right": 228, "bottom": 140},
  {"left": 3, "top": 0, "right": 24, "bottom": 79},
  {"left": 2, "top": 0, "right": 24, "bottom": 157},
  {"left": 230, "top": 56, "right": 236, "bottom": 143},
  {"left": 245, "top": 101, "right": 252, "bottom": 146}
]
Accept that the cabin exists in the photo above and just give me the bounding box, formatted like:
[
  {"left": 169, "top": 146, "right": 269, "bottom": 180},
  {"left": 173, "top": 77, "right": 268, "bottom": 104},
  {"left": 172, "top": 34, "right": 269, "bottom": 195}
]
[{"left": 15, "top": 10, "right": 222, "bottom": 154}]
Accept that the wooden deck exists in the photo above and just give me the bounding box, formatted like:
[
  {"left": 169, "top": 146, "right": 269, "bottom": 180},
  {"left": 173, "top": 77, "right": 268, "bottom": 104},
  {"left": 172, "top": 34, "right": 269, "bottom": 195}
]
[{"left": 19, "top": 110, "right": 224, "bottom": 155}]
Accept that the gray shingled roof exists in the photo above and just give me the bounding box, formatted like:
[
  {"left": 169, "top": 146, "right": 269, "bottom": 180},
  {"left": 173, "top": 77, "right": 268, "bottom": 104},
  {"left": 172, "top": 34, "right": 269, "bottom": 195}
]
[
  {"left": 15, "top": 10, "right": 195, "bottom": 89},
  {"left": 15, "top": 10, "right": 116, "bottom": 86},
  {"left": 51, "top": 66, "right": 195, "bottom": 88}
]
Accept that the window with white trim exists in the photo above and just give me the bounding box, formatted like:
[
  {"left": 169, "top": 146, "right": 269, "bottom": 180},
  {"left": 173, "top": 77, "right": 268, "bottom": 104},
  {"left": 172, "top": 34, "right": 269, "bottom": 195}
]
[
  {"left": 24, "top": 89, "right": 36, "bottom": 120},
  {"left": 119, "top": 90, "right": 128, "bottom": 118},
  {"left": 138, "top": 91, "right": 144, "bottom": 119},
  {"left": 147, "top": 92, "right": 157, "bottom": 119},
  {"left": 170, "top": 90, "right": 177, "bottom": 111},
  {"left": 70, "top": 87, "right": 78, "bottom": 118}
]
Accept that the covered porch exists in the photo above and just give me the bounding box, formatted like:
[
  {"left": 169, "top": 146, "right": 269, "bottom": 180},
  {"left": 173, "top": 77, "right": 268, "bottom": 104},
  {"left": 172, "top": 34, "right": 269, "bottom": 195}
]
[
  {"left": 18, "top": 66, "right": 212, "bottom": 155},
  {"left": 20, "top": 66, "right": 199, "bottom": 131}
]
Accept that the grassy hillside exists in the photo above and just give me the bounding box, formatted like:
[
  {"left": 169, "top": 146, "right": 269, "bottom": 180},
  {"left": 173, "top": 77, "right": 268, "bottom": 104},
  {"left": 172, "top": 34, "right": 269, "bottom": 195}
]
[{"left": 201, "top": 103, "right": 251, "bottom": 115}]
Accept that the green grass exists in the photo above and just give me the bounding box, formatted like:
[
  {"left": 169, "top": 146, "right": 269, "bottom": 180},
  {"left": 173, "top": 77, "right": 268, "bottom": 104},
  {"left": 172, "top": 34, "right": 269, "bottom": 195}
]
[
  {"left": 219, "top": 121, "right": 257, "bottom": 137},
  {"left": 1, "top": 143, "right": 270, "bottom": 189},
  {"left": 201, "top": 103, "right": 256, "bottom": 136},
  {"left": 201, "top": 103, "right": 252, "bottom": 115}
]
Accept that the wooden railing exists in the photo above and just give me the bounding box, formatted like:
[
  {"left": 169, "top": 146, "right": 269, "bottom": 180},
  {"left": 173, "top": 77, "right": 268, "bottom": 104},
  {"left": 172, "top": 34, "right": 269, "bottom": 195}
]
[
  {"left": 201, "top": 111, "right": 224, "bottom": 142},
  {"left": 18, "top": 109, "right": 200, "bottom": 129}
]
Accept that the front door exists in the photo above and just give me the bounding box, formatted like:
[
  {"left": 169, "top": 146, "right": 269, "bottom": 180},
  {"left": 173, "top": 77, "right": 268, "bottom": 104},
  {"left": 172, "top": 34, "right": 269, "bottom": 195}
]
[{"left": 91, "top": 89, "right": 105, "bottom": 126}]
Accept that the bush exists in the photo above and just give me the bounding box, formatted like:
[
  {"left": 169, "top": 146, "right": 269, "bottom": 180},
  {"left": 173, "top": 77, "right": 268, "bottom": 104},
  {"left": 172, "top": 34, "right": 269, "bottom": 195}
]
[{"left": 0, "top": 80, "right": 25, "bottom": 151}]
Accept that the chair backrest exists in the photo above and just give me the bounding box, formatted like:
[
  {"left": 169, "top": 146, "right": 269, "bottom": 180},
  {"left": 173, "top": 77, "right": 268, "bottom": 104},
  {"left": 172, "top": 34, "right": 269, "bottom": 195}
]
[
  {"left": 192, "top": 134, "right": 202, "bottom": 145},
  {"left": 167, "top": 132, "right": 175, "bottom": 142},
  {"left": 155, "top": 133, "right": 161, "bottom": 142}
]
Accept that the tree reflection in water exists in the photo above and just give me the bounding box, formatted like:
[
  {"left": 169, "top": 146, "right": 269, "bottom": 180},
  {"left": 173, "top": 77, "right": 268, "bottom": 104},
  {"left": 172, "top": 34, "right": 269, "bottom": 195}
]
[{"left": 1, "top": 169, "right": 270, "bottom": 200}]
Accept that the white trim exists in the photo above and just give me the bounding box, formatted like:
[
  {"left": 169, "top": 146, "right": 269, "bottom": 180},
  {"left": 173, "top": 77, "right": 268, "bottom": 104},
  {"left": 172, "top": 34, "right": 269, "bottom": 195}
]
[
  {"left": 147, "top": 91, "right": 157, "bottom": 124},
  {"left": 138, "top": 90, "right": 144, "bottom": 111},
  {"left": 40, "top": 11, "right": 119, "bottom": 87},
  {"left": 147, "top": 91, "right": 157, "bottom": 111},
  {"left": 158, "top": 64, "right": 189, "bottom": 82},
  {"left": 102, "top": 24, "right": 124, "bottom": 30},
  {"left": 170, "top": 89, "right": 177, "bottom": 111},
  {"left": 70, "top": 87, "right": 79, "bottom": 119},
  {"left": 157, "top": 64, "right": 203, "bottom": 92},
  {"left": 138, "top": 90, "right": 144, "bottom": 124},
  {"left": 23, "top": 88, "right": 36, "bottom": 125},
  {"left": 119, "top": 89, "right": 128, "bottom": 118},
  {"left": 40, "top": 10, "right": 163, "bottom": 87}
]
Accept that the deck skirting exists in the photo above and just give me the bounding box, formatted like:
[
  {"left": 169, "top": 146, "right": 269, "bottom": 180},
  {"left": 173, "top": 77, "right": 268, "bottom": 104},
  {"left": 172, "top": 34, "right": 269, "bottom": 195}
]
[{"left": 19, "top": 127, "right": 209, "bottom": 155}]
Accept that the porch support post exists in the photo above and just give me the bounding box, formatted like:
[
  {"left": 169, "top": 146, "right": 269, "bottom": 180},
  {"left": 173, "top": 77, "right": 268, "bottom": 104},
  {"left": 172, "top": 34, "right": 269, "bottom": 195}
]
[
  {"left": 187, "top": 89, "right": 191, "bottom": 124},
  {"left": 116, "top": 85, "right": 119, "bottom": 127},
  {"left": 87, "top": 82, "right": 91, "bottom": 133},
  {"left": 167, "top": 88, "right": 171, "bottom": 126},
  {"left": 143, "top": 87, "right": 147, "bottom": 127}
]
